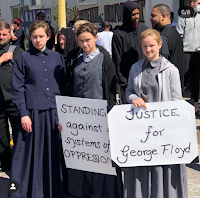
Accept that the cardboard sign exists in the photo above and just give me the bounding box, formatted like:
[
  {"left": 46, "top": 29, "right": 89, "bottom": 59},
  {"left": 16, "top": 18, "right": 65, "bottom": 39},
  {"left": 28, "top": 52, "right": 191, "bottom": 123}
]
[
  {"left": 108, "top": 100, "right": 199, "bottom": 167},
  {"left": 56, "top": 96, "right": 116, "bottom": 175}
]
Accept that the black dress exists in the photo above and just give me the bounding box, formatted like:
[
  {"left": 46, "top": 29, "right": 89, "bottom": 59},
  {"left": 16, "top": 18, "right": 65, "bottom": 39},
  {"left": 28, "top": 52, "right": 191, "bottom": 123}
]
[{"left": 10, "top": 47, "right": 66, "bottom": 198}]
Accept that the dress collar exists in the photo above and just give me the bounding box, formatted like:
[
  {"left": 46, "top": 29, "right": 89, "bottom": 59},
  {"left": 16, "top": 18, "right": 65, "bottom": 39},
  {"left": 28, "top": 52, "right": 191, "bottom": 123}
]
[
  {"left": 29, "top": 46, "right": 49, "bottom": 56},
  {"left": 150, "top": 56, "right": 162, "bottom": 67},
  {"left": 160, "top": 24, "right": 172, "bottom": 32},
  {"left": 143, "top": 56, "right": 162, "bottom": 68},
  {"left": 83, "top": 48, "right": 100, "bottom": 62}
]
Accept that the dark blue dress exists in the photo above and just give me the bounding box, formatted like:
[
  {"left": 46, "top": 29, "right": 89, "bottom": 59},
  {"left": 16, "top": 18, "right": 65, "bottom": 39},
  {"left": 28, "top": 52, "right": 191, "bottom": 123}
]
[{"left": 10, "top": 47, "right": 66, "bottom": 198}]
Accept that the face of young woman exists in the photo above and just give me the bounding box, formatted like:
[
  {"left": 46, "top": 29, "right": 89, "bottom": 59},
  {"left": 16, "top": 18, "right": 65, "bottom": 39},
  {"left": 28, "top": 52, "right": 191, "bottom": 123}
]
[
  {"left": 59, "top": 33, "right": 66, "bottom": 50},
  {"left": 77, "top": 32, "right": 98, "bottom": 55},
  {"left": 141, "top": 35, "right": 162, "bottom": 62},
  {"left": 30, "top": 27, "right": 49, "bottom": 51}
]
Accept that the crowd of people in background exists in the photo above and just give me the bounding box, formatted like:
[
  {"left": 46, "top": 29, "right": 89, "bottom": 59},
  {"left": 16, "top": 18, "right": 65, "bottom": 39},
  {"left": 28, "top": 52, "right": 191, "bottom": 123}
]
[{"left": 0, "top": 0, "right": 200, "bottom": 197}]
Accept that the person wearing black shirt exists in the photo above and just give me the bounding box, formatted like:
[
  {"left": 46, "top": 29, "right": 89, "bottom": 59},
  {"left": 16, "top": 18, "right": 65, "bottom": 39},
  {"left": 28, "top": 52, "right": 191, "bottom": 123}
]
[
  {"left": 112, "top": 0, "right": 147, "bottom": 104},
  {"left": 0, "top": 22, "right": 23, "bottom": 172},
  {"left": 10, "top": 17, "right": 25, "bottom": 50},
  {"left": 150, "top": 4, "right": 184, "bottom": 87},
  {"left": 45, "top": 20, "right": 55, "bottom": 50}
]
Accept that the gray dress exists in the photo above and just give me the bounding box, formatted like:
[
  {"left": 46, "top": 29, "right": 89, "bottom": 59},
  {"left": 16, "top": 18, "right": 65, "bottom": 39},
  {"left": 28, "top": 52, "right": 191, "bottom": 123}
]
[
  {"left": 124, "top": 57, "right": 188, "bottom": 198},
  {"left": 67, "top": 49, "right": 123, "bottom": 198}
]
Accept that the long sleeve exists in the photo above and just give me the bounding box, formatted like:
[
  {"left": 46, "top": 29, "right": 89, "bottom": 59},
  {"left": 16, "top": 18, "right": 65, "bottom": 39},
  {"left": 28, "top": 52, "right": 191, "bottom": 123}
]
[
  {"left": 175, "top": 17, "right": 185, "bottom": 37},
  {"left": 103, "top": 52, "right": 116, "bottom": 111},
  {"left": 125, "top": 65, "right": 139, "bottom": 104},
  {"left": 11, "top": 54, "right": 28, "bottom": 117},
  {"left": 112, "top": 32, "right": 128, "bottom": 90},
  {"left": 59, "top": 54, "right": 67, "bottom": 96},
  {"left": 169, "top": 67, "right": 182, "bottom": 101},
  {"left": 160, "top": 35, "right": 170, "bottom": 60}
]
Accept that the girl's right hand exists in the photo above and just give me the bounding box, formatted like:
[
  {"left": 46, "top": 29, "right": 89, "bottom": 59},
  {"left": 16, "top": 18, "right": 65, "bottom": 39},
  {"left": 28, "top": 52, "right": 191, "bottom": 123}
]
[
  {"left": 21, "top": 116, "right": 32, "bottom": 133},
  {"left": 133, "top": 98, "right": 147, "bottom": 109},
  {"left": 57, "top": 121, "right": 63, "bottom": 132}
]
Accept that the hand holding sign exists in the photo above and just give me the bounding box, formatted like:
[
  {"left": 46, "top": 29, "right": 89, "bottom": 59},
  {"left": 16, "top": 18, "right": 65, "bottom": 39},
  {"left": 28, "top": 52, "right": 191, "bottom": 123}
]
[
  {"left": 56, "top": 96, "right": 116, "bottom": 175},
  {"left": 133, "top": 97, "right": 147, "bottom": 109},
  {"left": 108, "top": 100, "right": 198, "bottom": 167}
]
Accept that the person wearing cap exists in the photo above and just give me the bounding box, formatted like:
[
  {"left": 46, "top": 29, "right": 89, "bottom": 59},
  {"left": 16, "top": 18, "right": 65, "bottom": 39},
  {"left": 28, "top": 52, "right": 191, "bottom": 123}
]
[
  {"left": 96, "top": 21, "right": 113, "bottom": 57},
  {"left": 112, "top": 0, "right": 147, "bottom": 104}
]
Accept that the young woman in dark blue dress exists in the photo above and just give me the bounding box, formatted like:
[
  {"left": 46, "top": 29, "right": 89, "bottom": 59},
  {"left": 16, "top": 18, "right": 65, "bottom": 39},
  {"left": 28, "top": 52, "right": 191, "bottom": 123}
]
[{"left": 10, "top": 20, "right": 66, "bottom": 198}]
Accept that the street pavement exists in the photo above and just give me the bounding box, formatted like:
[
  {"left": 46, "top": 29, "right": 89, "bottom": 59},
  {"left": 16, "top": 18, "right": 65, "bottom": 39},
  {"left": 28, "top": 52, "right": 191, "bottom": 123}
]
[{"left": 0, "top": 90, "right": 200, "bottom": 198}]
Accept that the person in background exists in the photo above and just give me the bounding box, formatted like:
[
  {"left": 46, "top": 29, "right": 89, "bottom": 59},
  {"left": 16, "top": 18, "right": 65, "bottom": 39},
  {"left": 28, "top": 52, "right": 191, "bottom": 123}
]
[
  {"left": 125, "top": 28, "right": 187, "bottom": 198},
  {"left": 37, "top": 11, "right": 45, "bottom": 21},
  {"left": 112, "top": 0, "right": 147, "bottom": 104},
  {"left": 55, "top": 27, "right": 77, "bottom": 62},
  {"left": 67, "top": 20, "right": 75, "bottom": 30},
  {"left": 10, "top": 20, "right": 66, "bottom": 198},
  {"left": 110, "top": 24, "right": 113, "bottom": 31},
  {"left": 64, "top": 21, "right": 123, "bottom": 198},
  {"left": 96, "top": 21, "right": 113, "bottom": 58},
  {"left": 113, "top": 25, "right": 120, "bottom": 31},
  {"left": 65, "top": 20, "right": 91, "bottom": 94},
  {"left": 0, "top": 22, "right": 23, "bottom": 172},
  {"left": 10, "top": 17, "right": 25, "bottom": 50},
  {"left": 171, "top": 12, "right": 177, "bottom": 26},
  {"left": 45, "top": 21, "right": 55, "bottom": 50},
  {"left": 150, "top": 4, "right": 184, "bottom": 88},
  {"left": 176, "top": 0, "right": 200, "bottom": 116}
]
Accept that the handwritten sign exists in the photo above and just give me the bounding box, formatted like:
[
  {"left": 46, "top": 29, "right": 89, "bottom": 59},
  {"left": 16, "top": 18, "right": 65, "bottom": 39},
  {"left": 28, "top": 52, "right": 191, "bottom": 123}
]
[
  {"left": 56, "top": 96, "right": 116, "bottom": 175},
  {"left": 108, "top": 100, "right": 198, "bottom": 167}
]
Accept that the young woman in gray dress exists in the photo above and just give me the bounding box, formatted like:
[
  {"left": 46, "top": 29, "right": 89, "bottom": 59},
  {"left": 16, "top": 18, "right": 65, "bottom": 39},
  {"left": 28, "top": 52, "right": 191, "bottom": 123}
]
[
  {"left": 63, "top": 23, "right": 123, "bottom": 198},
  {"left": 125, "top": 29, "right": 187, "bottom": 198}
]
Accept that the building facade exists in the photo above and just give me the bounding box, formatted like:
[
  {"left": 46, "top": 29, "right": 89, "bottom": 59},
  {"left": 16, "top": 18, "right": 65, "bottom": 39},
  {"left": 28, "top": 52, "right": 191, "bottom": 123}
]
[{"left": 0, "top": 0, "right": 186, "bottom": 37}]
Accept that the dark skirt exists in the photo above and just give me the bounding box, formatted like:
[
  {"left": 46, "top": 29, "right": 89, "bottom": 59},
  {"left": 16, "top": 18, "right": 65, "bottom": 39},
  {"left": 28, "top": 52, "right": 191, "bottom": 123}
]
[
  {"left": 67, "top": 168, "right": 123, "bottom": 198},
  {"left": 10, "top": 109, "right": 64, "bottom": 198}
]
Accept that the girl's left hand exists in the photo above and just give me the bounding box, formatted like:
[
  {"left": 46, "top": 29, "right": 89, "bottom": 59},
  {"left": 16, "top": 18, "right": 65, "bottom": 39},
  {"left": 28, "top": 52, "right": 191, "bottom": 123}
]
[
  {"left": 57, "top": 121, "right": 63, "bottom": 132},
  {"left": 21, "top": 116, "right": 32, "bottom": 132}
]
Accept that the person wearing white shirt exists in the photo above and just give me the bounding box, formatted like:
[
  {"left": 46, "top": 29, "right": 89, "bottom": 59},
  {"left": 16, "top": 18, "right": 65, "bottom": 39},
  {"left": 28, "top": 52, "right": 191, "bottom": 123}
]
[
  {"left": 176, "top": 0, "right": 200, "bottom": 116},
  {"left": 96, "top": 21, "right": 113, "bottom": 57}
]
